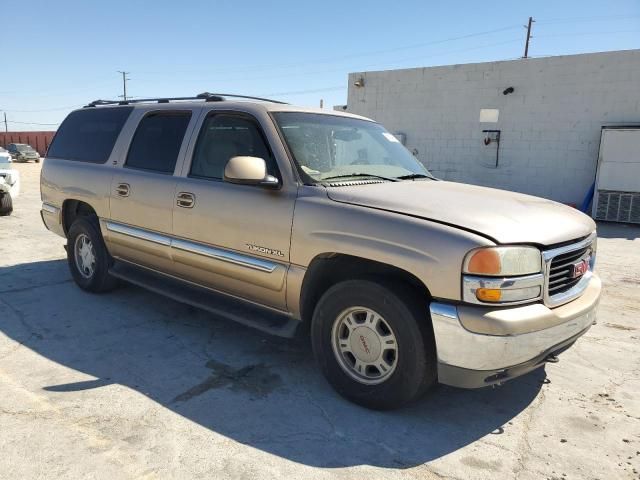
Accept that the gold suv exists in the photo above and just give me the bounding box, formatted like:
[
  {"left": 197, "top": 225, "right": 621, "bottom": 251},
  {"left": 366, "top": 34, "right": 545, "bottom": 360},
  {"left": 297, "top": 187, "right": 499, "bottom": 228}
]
[{"left": 40, "top": 93, "right": 601, "bottom": 409}]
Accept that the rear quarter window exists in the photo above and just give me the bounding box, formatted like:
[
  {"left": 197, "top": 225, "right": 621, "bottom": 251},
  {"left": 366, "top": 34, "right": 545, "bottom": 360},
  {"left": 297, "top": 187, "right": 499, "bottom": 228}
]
[{"left": 47, "top": 107, "right": 134, "bottom": 163}]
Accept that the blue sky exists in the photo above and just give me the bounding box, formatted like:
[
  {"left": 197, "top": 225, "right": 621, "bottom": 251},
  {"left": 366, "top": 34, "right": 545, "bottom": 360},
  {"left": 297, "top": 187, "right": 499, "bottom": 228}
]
[{"left": 2, "top": 0, "right": 639, "bottom": 130}]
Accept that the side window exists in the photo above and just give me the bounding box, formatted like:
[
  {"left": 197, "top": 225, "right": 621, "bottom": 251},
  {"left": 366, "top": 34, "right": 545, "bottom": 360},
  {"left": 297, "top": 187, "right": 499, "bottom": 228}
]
[
  {"left": 47, "top": 107, "right": 133, "bottom": 163},
  {"left": 126, "top": 111, "right": 192, "bottom": 174},
  {"left": 189, "top": 114, "right": 275, "bottom": 180}
]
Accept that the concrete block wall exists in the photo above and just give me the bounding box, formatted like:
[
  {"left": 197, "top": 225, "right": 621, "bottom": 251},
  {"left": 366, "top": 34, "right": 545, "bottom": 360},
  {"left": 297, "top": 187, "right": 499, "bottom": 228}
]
[{"left": 346, "top": 49, "right": 640, "bottom": 204}]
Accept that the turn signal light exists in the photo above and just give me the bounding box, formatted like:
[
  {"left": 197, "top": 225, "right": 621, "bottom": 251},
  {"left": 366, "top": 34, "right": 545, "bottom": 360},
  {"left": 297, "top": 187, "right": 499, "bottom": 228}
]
[{"left": 475, "top": 288, "right": 502, "bottom": 302}]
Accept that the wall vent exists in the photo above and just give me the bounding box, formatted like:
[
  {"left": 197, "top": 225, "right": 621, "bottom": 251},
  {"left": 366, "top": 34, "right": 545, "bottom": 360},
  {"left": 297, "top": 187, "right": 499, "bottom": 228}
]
[{"left": 595, "top": 190, "right": 640, "bottom": 224}]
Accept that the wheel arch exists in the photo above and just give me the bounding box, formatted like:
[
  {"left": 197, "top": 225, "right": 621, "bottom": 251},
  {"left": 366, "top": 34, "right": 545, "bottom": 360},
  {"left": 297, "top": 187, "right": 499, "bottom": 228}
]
[
  {"left": 61, "top": 199, "right": 98, "bottom": 236},
  {"left": 299, "top": 253, "right": 432, "bottom": 326}
]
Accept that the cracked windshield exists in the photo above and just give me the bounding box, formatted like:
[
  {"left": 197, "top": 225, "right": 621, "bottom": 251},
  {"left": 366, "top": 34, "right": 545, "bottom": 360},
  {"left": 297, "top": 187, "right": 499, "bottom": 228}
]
[{"left": 273, "top": 112, "right": 433, "bottom": 183}]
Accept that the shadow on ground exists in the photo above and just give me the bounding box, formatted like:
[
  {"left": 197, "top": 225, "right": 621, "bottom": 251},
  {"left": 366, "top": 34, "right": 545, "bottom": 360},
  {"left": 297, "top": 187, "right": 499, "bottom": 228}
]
[
  {"left": 596, "top": 221, "right": 640, "bottom": 240},
  {"left": 0, "top": 259, "right": 545, "bottom": 469}
]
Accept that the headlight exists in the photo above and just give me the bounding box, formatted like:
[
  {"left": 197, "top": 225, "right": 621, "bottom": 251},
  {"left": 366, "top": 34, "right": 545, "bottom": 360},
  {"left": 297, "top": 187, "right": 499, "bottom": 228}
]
[
  {"left": 463, "top": 246, "right": 543, "bottom": 305},
  {"left": 463, "top": 246, "right": 542, "bottom": 276}
]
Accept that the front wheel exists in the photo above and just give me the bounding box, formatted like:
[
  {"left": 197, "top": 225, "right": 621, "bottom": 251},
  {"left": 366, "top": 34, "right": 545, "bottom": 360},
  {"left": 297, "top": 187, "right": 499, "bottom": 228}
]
[
  {"left": 67, "top": 216, "right": 118, "bottom": 293},
  {"left": 311, "top": 279, "right": 436, "bottom": 410}
]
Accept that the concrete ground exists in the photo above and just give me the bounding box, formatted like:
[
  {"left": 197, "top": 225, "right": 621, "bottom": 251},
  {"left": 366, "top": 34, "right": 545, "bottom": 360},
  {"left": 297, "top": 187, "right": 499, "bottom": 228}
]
[{"left": 0, "top": 162, "right": 638, "bottom": 480}]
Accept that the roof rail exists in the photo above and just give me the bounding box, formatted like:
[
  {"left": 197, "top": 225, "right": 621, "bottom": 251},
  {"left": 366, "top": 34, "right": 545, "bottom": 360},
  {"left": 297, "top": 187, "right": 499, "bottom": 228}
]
[
  {"left": 84, "top": 92, "right": 287, "bottom": 108},
  {"left": 196, "top": 92, "right": 288, "bottom": 104}
]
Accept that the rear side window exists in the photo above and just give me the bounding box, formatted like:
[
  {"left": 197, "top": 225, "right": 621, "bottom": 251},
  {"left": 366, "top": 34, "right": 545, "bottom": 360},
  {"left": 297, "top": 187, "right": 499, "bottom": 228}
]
[
  {"left": 126, "top": 111, "right": 191, "bottom": 174},
  {"left": 47, "top": 107, "right": 133, "bottom": 163}
]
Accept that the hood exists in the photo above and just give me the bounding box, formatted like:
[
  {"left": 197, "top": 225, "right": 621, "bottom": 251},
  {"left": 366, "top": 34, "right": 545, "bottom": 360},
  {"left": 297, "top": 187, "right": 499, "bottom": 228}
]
[{"left": 325, "top": 180, "right": 595, "bottom": 246}]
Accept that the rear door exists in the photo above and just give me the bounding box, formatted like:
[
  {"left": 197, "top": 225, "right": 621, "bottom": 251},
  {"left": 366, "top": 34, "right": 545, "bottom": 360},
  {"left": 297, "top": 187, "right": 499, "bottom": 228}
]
[
  {"left": 106, "top": 109, "right": 197, "bottom": 271},
  {"left": 170, "top": 110, "right": 297, "bottom": 310}
]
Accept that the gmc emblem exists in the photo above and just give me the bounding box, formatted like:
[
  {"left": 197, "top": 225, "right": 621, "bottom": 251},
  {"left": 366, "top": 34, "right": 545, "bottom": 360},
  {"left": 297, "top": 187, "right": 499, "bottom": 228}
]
[{"left": 572, "top": 258, "right": 589, "bottom": 278}]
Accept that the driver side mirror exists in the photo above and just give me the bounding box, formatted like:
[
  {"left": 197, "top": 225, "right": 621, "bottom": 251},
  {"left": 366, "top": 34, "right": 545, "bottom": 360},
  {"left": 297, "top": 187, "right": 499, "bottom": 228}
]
[{"left": 223, "top": 156, "right": 279, "bottom": 188}]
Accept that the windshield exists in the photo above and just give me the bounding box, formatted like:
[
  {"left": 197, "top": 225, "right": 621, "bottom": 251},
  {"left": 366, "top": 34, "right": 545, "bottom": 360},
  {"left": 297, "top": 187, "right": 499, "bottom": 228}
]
[
  {"left": 16, "top": 144, "right": 34, "bottom": 152},
  {"left": 273, "top": 112, "right": 433, "bottom": 183}
]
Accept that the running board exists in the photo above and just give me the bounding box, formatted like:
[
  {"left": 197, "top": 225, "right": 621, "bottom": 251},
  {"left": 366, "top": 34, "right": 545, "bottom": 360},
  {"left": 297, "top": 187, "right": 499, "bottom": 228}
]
[{"left": 109, "top": 262, "right": 299, "bottom": 338}]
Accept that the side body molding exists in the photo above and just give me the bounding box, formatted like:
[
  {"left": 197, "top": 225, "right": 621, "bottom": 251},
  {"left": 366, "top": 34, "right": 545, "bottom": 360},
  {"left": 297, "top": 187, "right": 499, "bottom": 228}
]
[{"left": 104, "top": 221, "right": 285, "bottom": 291}]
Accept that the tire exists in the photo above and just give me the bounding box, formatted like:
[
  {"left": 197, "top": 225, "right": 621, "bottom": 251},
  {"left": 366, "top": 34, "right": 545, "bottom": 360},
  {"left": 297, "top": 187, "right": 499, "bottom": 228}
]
[
  {"left": 35, "top": 158, "right": 40, "bottom": 163},
  {"left": 0, "top": 193, "right": 12, "bottom": 216},
  {"left": 67, "top": 216, "right": 118, "bottom": 293},
  {"left": 311, "top": 279, "right": 437, "bottom": 410}
]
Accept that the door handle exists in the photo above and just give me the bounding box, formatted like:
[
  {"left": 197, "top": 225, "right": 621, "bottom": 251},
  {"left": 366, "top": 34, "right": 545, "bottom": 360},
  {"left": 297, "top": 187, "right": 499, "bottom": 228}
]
[
  {"left": 115, "top": 183, "right": 130, "bottom": 197},
  {"left": 176, "top": 192, "right": 195, "bottom": 208}
]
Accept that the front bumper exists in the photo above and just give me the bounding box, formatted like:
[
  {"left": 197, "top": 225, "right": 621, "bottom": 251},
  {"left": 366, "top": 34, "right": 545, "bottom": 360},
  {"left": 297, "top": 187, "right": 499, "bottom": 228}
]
[{"left": 430, "top": 274, "right": 601, "bottom": 388}]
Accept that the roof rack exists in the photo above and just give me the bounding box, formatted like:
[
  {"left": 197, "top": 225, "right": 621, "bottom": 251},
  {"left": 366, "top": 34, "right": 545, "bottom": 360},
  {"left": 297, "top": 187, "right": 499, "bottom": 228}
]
[
  {"left": 84, "top": 92, "right": 288, "bottom": 108},
  {"left": 198, "top": 92, "right": 289, "bottom": 104}
]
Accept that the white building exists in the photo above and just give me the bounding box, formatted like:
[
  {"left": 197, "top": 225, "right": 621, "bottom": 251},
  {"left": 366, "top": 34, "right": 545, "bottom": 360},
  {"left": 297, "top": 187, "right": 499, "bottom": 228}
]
[{"left": 343, "top": 49, "right": 640, "bottom": 205}]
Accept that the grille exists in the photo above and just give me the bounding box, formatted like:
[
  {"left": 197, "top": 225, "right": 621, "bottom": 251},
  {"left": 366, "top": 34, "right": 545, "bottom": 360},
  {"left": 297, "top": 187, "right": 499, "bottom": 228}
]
[{"left": 547, "top": 245, "right": 591, "bottom": 297}]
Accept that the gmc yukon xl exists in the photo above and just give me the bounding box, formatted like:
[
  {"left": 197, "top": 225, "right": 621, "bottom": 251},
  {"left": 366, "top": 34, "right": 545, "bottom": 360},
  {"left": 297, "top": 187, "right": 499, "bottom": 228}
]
[{"left": 40, "top": 93, "right": 601, "bottom": 409}]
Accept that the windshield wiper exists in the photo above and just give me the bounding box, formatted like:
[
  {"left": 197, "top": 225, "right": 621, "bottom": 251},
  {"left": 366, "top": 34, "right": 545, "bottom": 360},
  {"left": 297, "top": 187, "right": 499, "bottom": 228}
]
[
  {"left": 396, "top": 173, "right": 436, "bottom": 181},
  {"left": 320, "top": 173, "right": 398, "bottom": 182}
]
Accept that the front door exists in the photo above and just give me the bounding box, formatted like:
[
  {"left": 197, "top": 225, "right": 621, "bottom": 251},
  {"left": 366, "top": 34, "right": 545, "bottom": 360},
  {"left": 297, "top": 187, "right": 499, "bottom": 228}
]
[
  {"left": 171, "top": 112, "right": 297, "bottom": 310},
  {"left": 107, "top": 109, "right": 194, "bottom": 272}
]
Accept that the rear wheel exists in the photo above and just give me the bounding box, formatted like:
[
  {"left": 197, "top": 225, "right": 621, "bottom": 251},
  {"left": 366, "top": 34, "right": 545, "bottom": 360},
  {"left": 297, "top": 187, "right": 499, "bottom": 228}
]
[
  {"left": 67, "top": 216, "right": 118, "bottom": 292},
  {"left": 311, "top": 279, "right": 436, "bottom": 410},
  {"left": 0, "top": 192, "right": 13, "bottom": 216}
]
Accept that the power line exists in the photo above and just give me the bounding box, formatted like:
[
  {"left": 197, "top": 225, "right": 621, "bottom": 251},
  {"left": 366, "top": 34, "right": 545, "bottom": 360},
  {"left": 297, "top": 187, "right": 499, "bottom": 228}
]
[
  {"left": 534, "top": 29, "right": 640, "bottom": 38},
  {"left": 1, "top": 78, "right": 117, "bottom": 97},
  {"left": 536, "top": 14, "right": 640, "bottom": 24},
  {"left": 261, "top": 86, "right": 346, "bottom": 97},
  {"left": 0, "top": 34, "right": 529, "bottom": 109},
  {"left": 310, "top": 25, "right": 523, "bottom": 64},
  {"left": 133, "top": 25, "right": 523, "bottom": 78},
  {"left": 3, "top": 18, "right": 634, "bottom": 109},
  {"left": 2, "top": 104, "right": 83, "bottom": 113},
  {"left": 156, "top": 37, "right": 522, "bottom": 88},
  {"left": 6, "top": 120, "right": 60, "bottom": 126}
]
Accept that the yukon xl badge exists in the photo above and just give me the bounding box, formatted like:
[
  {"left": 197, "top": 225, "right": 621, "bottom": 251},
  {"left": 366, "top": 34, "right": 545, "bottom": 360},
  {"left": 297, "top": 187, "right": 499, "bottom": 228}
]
[{"left": 246, "top": 243, "right": 285, "bottom": 257}]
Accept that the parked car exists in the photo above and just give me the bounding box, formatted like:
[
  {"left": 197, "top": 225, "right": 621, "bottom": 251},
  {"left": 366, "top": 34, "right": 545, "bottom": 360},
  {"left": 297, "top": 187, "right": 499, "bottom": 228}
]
[
  {"left": 0, "top": 152, "right": 20, "bottom": 215},
  {"left": 40, "top": 94, "right": 601, "bottom": 409},
  {"left": 0, "top": 147, "right": 12, "bottom": 164},
  {"left": 6, "top": 143, "right": 40, "bottom": 163}
]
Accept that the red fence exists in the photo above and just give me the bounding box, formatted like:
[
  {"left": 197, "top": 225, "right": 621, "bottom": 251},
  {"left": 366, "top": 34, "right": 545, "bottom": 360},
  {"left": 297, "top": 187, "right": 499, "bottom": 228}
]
[{"left": 0, "top": 131, "right": 56, "bottom": 156}]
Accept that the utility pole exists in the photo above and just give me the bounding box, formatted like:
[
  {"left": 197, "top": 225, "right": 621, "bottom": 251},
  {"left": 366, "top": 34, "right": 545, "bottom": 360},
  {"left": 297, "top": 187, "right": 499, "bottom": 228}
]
[
  {"left": 523, "top": 17, "right": 534, "bottom": 58},
  {"left": 117, "top": 71, "right": 130, "bottom": 101},
  {"left": 319, "top": 99, "right": 324, "bottom": 109},
  {"left": 3, "top": 112, "right": 7, "bottom": 133}
]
